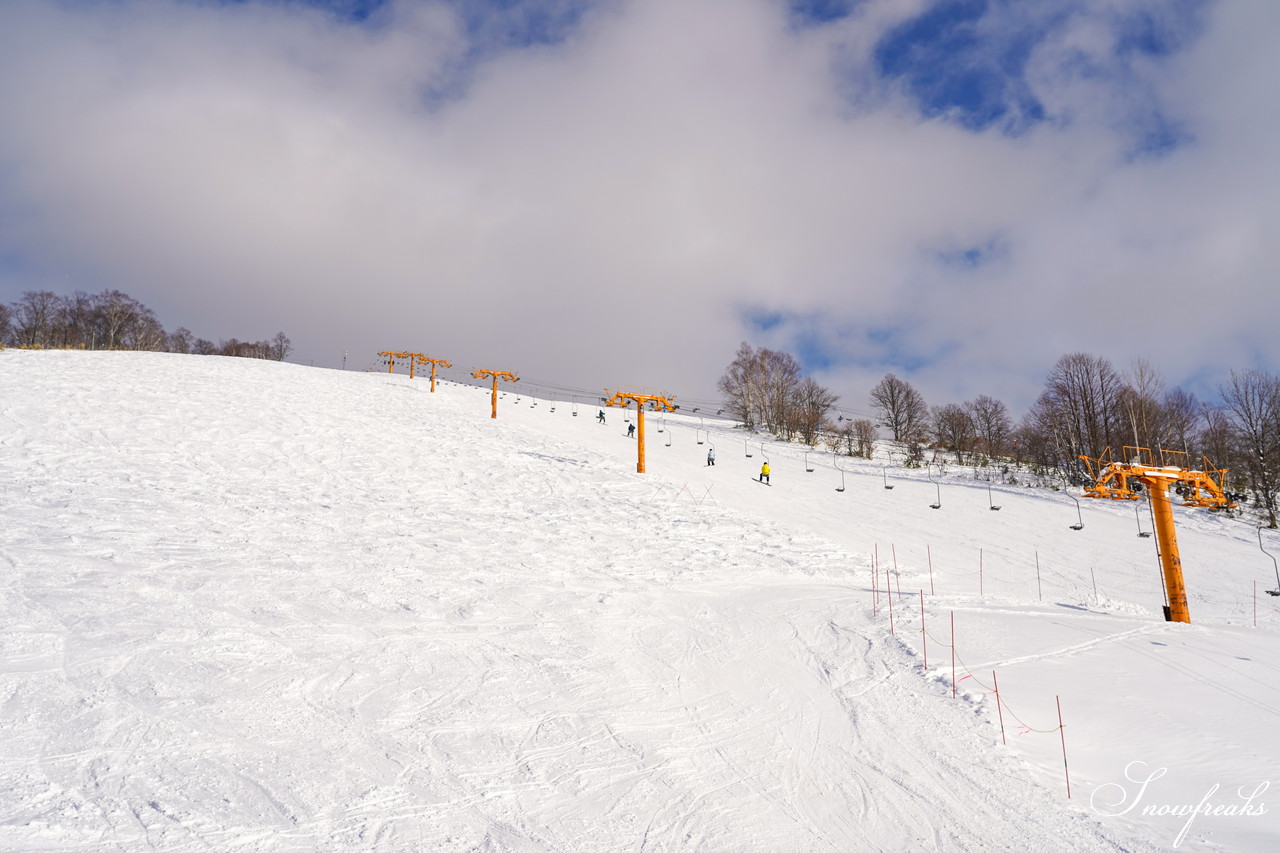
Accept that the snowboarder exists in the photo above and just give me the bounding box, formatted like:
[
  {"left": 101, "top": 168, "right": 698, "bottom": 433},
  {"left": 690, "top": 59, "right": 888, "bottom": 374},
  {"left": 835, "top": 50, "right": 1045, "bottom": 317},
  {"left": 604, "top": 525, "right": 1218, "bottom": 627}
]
[
  {"left": 706, "top": 447, "right": 716, "bottom": 466},
  {"left": 628, "top": 422, "right": 636, "bottom": 438},
  {"left": 759, "top": 461, "right": 771, "bottom": 484},
  {"left": 597, "top": 409, "right": 606, "bottom": 424}
]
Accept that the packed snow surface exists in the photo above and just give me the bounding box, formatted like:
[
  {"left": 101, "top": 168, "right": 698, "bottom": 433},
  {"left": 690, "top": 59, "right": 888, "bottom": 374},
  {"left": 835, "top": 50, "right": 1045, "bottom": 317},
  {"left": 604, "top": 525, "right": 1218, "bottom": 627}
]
[{"left": 1, "top": 351, "right": 1277, "bottom": 852}]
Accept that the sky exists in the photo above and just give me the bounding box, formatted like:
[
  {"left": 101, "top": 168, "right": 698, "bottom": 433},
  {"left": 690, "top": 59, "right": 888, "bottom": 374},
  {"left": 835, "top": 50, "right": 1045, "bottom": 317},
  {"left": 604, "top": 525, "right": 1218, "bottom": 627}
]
[{"left": 1, "top": 0, "right": 1277, "bottom": 416}]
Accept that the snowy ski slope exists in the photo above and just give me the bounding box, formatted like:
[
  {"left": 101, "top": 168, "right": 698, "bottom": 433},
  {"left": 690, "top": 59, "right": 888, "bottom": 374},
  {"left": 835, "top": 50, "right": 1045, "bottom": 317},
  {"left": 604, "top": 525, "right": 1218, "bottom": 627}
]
[{"left": 1, "top": 350, "right": 1277, "bottom": 851}]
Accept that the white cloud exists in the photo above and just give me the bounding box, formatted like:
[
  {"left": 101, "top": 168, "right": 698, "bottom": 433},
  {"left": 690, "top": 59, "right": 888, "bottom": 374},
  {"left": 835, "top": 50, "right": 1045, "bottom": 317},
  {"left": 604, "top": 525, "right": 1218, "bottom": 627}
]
[{"left": 0, "top": 0, "right": 1276, "bottom": 415}]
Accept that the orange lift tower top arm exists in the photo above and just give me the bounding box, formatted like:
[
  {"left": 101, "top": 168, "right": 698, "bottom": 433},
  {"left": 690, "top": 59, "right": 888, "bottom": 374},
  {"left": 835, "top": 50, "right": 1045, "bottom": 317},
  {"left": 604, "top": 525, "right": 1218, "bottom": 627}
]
[
  {"left": 473, "top": 369, "right": 518, "bottom": 418},
  {"left": 416, "top": 356, "right": 452, "bottom": 392},
  {"left": 379, "top": 351, "right": 422, "bottom": 376},
  {"left": 604, "top": 390, "right": 677, "bottom": 474},
  {"left": 1080, "top": 446, "right": 1236, "bottom": 624}
]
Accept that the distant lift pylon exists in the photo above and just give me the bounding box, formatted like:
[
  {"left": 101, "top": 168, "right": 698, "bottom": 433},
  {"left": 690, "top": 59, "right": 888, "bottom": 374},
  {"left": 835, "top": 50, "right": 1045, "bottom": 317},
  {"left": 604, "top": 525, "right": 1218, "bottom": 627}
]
[{"left": 1080, "top": 446, "right": 1236, "bottom": 624}]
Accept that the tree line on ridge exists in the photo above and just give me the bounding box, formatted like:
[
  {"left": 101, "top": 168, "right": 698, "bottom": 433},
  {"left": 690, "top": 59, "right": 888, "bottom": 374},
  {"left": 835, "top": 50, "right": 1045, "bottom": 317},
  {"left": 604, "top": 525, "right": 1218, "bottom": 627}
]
[{"left": 718, "top": 342, "right": 1279, "bottom": 527}]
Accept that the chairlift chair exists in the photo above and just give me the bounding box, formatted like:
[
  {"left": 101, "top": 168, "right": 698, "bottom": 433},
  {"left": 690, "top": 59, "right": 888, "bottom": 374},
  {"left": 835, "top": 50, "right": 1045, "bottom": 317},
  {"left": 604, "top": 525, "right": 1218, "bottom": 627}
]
[
  {"left": 745, "top": 441, "right": 753, "bottom": 458},
  {"left": 805, "top": 451, "right": 814, "bottom": 473},
  {"left": 1069, "top": 495, "right": 1084, "bottom": 530},
  {"left": 988, "top": 482, "right": 1001, "bottom": 511},
  {"left": 1135, "top": 501, "right": 1151, "bottom": 537},
  {"left": 835, "top": 462, "right": 846, "bottom": 493},
  {"left": 882, "top": 465, "right": 894, "bottom": 490},
  {"left": 1259, "top": 527, "right": 1280, "bottom": 596},
  {"left": 927, "top": 466, "right": 941, "bottom": 509}
]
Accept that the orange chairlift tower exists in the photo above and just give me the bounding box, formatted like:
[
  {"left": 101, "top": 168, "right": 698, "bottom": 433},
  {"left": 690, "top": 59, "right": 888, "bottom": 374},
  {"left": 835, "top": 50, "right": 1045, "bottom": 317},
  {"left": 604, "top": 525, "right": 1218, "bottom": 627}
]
[
  {"left": 416, "top": 356, "right": 452, "bottom": 392},
  {"left": 604, "top": 390, "right": 677, "bottom": 474},
  {"left": 473, "top": 369, "right": 518, "bottom": 418},
  {"left": 379, "top": 351, "right": 425, "bottom": 377},
  {"left": 1079, "top": 446, "right": 1236, "bottom": 624}
]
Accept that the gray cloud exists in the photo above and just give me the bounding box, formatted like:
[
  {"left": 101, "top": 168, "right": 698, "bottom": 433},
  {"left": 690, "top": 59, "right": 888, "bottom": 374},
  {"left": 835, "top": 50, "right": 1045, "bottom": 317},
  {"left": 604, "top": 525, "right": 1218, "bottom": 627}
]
[{"left": 1, "top": 0, "right": 1276, "bottom": 415}]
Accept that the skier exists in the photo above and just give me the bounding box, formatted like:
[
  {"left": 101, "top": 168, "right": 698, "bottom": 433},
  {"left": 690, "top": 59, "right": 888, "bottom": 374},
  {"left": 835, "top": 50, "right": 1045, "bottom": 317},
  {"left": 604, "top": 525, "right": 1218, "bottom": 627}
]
[
  {"left": 628, "top": 422, "right": 636, "bottom": 438},
  {"left": 759, "top": 461, "right": 771, "bottom": 484},
  {"left": 706, "top": 447, "right": 716, "bottom": 466},
  {"left": 597, "top": 409, "right": 606, "bottom": 424}
]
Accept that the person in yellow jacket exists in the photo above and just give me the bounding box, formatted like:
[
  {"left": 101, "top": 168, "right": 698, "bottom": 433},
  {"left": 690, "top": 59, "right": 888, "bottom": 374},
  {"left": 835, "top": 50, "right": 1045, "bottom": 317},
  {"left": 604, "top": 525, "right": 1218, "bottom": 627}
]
[{"left": 759, "top": 461, "right": 771, "bottom": 484}]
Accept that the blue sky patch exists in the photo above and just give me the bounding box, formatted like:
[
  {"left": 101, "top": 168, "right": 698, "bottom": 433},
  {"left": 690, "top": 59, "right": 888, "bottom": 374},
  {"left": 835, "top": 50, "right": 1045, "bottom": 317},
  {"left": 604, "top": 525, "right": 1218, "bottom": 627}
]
[
  {"left": 211, "top": 0, "right": 388, "bottom": 24},
  {"left": 871, "top": 0, "right": 1206, "bottom": 143},
  {"left": 745, "top": 309, "right": 786, "bottom": 333},
  {"left": 873, "top": 0, "right": 1050, "bottom": 133},
  {"left": 209, "top": 0, "right": 593, "bottom": 49},
  {"left": 794, "top": 330, "right": 835, "bottom": 372},
  {"left": 789, "top": 0, "right": 859, "bottom": 27},
  {"left": 934, "top": 237, "right": 1007, "bottom": 270},
  {"left": 858, "top": 325, "right": 956, "bottom": 375}
]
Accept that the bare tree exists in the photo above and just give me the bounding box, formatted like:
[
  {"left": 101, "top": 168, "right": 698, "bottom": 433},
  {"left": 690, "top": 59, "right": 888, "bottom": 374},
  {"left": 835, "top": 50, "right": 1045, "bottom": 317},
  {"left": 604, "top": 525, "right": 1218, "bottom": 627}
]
[
  {"left": 790, "top": 376, "right": 839, "bottom": 446},
  {"left": 0, "top": 302, "right": 12, "bottom": 346},
  {"left": 825, "top": 422, "right": 855, "bottom": 456},
  {"left": 1161, "top": 387, "right": 1202, "bottom": 458},
  {"left": 762, "top": 349, "right": 803, "bottom": 438},
  {"left": 717, "top": 342, "right": 813, "bottom": 439},
  {"left": 718, "top": 341, "right": 762, "bottom": 430},
  {"left": 92, "top": 290, "right": 145, "bottom": 350},
  {"left": 1036, "top": 352, "right": 1125, "bottom": 470},
  {"left": 168, "top": 327, "right": 194, "bottom": 354},
  {"left": 1199, "top": 405, "right": 1236, "bottom": 484},
  {"left": 122, "top": 306, "right": 166, "bottom": 351},
  {"left": 932, "top": 403, "right": 976, "bottom": 465},
  {"left": 852, "top": 418, "right": 878, "bottom": 458},
  {"left": 1219, "top": 369, "right": 1280, "bottom": 526},
  {"left": 1018, "top": 394, "right": 1076, "bottom": 482},
  {"left": 967, "top": 394, "right": 1012, "bottom": 460},
  {"left": 869, "top": 373, "right": 928, "bottom": 443},
  {"left": 1117, "top": 357, "right": 1174, "bottom": 452},
  {"left": 57, "top": 291, "right": 95, "bottom": 349},
  {"left": 13, "top": 290, "right": 61, "bottom": 348},
  {"left": 271, "top": 331, "right": 293, "bottom": 362}
]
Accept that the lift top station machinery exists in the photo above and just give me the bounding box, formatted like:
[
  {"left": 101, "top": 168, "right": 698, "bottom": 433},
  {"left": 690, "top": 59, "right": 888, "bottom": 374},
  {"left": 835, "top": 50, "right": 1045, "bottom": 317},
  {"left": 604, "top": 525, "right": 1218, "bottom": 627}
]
[{"left": 1080, "top": 446, "right": 1236, "bottom": 624}]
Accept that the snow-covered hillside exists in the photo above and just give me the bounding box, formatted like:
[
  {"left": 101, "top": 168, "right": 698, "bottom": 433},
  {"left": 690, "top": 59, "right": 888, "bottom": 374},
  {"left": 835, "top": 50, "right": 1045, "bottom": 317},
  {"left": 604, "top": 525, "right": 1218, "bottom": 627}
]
[{"left": 1, "top": 350, "right": 1276, "bottom": 852}]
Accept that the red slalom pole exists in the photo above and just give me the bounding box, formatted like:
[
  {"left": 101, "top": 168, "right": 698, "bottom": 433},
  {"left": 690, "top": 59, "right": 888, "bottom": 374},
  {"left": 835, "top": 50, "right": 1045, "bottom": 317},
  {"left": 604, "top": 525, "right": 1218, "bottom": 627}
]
[
  {"left": 1058, "top": 696, "right": 1071, "bottom": 799},
  {"left": 993, "top": 671, "right": 1006, "bottom": 745},
  {"left": 920, "top": 590, "right": 927, "bottom": 670},
  {"left": 888, "top": 573, "right": 895, "bottom": 636},
  {"left": 928, "top": 544, "right": 935, "bottom": 595},
  {"left": 872, "top": 558, "right": 878, "bottom": 618},
  {"left": 873, "top": 546, "right": 879, "bottom": 613}
]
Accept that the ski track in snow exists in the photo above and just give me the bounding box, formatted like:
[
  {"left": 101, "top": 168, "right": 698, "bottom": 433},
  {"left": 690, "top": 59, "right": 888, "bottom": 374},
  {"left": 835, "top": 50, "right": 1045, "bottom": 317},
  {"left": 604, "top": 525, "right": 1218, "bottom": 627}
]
[{"left": 0, "top": 351, "right": 1274, "bottom": 851}]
